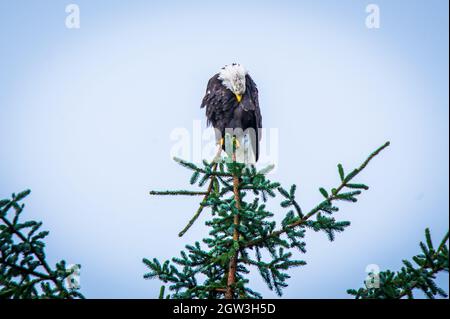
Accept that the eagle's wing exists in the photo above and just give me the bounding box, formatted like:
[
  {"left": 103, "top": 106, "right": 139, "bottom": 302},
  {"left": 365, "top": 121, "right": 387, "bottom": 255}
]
[
  {"left": 201, "top": 74, "right": 234, "bottom": 131},
  {"left": 245, "top": 74, "right": 262, "bottom": 140},
  {"left": 242, "top": 74, "right": 262, "bottom": 162}
]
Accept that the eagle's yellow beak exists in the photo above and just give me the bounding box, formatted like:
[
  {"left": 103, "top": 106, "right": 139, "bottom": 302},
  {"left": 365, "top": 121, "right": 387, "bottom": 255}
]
[{"left": 235, "top": 94, "right": 242, "bottom": 103}]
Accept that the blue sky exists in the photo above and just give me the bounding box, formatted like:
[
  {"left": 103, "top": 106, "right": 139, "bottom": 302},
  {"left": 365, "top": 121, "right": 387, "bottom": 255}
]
[{"left": 0, "top": 0, "right": 448, "bottom": 298}]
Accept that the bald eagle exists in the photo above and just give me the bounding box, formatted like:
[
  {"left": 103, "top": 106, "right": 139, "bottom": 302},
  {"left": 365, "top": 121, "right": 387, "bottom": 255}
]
[{"left": 201, "top": 64, "right": 262, "bottom": 162}]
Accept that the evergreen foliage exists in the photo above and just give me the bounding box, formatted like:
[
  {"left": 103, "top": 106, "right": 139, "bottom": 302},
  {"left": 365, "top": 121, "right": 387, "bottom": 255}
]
[
  {"left": 144, "top": 142, "right": 391, "bottom": 299},
  {"left": 348, "top": 228, "right": 449, "bottom": 299},
  {"left": 2, "top": 141, "right": 447, "bottom": 299},
  {"left": 0, "top": 190, "right": 83, "bottom": 299}
]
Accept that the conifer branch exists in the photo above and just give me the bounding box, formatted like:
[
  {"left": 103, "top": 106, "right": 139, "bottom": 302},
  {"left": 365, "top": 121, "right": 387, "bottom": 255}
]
[
  {"left": 0, "top": 190, "right": 83, "bottom": 299},
  {"left": 178, "top": 164, "right": 218, "bottom": 237},
  {"left": 0, "top": 258, "right": 54, "bottom": 281},
  {"left": 243, "top": 141, "right": 390, "bottom": 249},
  {"left": 149, "top": 190, "right": 207, "bottom": 196},
  {"left": 176, "top": 147, "right": 223, "bottom": 237},
  {"left": 1, "top": 202, "right": 66, "bottom": 296},
  {"left": 391, "top": 230, "right": 449, "bottom": 299},
  {"left": 173, "top": 157, "right": 231, "bottom": 177},
  {"left": 348, "top": 228, "right": 449, "bottom": 299}
]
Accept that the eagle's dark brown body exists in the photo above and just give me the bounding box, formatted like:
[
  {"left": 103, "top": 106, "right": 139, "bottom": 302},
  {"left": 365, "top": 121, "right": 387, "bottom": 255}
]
[{"left": 201, "top": 73, "right": 262, "bottom": 161}]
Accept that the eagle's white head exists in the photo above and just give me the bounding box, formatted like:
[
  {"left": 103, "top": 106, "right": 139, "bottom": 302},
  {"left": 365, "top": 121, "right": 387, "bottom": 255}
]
[{"left": 218, "top": 63, "right": 248, "bottom": 102}]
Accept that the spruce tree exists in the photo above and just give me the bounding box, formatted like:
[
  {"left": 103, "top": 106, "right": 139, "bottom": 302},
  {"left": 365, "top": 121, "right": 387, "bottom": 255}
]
[{"left": 143, "top": 142, "right": 392, "bottom": 299}]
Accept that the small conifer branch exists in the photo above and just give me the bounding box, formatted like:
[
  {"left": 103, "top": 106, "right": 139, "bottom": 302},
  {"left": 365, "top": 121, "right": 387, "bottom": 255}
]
[
  {"left": 149, "top": 190, "right": 208, "bottom": 196},
  {"left": 178, "top": 167, "right": 217, "bottom": 237},
  {"left": 395, "top": 230, "right": 449, "bottom": 299},
  {"left": 292, "top": 201, "right": 303, "bottom": 217},
  {"left": 177, "top": 146, "right": 223, "bottom": 237},
  {"left": 436, "top": 231, "right": 449, "bottom": 254},
  {"left": 277, "top": 186, "right": 303, "bottom": 217},
  {"left": 0, "top": 257, "right": 54, "bottom": 281},
  {"left": 174, "top": 157, "right": 231, "bottom": 177}
]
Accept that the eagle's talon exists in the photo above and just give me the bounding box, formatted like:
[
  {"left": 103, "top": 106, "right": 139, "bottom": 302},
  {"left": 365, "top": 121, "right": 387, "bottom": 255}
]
[{"left": 233, "top": 137, "right": 240, "bottom": 149}]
